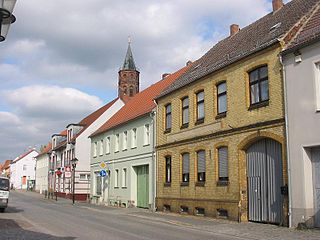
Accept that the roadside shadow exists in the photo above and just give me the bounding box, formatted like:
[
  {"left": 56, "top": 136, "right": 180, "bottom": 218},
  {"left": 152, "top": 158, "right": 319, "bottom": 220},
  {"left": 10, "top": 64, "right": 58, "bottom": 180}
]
[
  {"left": 0, "top": 219, "right": 75, "bottom": 240},
  {"left": 3, "top": 206, "right": 24, "bottom": 213}
]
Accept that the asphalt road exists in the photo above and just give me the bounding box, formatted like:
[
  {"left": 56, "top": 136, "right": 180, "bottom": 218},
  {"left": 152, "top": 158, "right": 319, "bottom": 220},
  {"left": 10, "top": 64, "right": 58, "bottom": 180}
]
[{"left": 0, "top": 191, "right": 245, "bottom": 240}]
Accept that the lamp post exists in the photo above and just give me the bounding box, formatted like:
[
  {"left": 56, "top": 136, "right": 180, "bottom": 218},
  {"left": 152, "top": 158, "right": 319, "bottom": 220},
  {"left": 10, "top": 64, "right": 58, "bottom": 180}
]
[
  {"left": 0, "top": 0, "right": 17, "bottom": 42},
  {"left": 71, "top": 158, "right": 78, "bottom": 205}
]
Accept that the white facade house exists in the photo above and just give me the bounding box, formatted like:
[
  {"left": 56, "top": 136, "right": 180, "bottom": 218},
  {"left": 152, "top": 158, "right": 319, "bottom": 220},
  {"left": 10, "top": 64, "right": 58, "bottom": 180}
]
[
  {"left": 10, "top": 149, "right": 38, "bottom": 190},
  {"left": 282, "top": 6, "right": 320, "bottom": 228},
  {"left": 35, "top": 143, "right": 51, "bottom": 194}
]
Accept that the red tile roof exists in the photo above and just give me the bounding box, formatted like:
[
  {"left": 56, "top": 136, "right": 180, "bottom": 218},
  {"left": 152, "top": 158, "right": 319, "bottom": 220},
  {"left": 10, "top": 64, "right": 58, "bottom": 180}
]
[
  {"left": 35, "top": 142, "right": 52, "bottom": 158},
  {"left": 91, "top": 64, "right": 191, "bottom": 137},
  {"left": 12, "top": 149, "right": 38, "bottom": 164},
  {"left": 1, "top": 160, "right": 11, "bottom": 170}
]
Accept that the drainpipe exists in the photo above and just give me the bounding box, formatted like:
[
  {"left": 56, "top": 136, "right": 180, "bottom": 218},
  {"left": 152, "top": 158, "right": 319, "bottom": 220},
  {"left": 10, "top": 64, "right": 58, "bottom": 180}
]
[
  {"left": 279, "top": 53, "right": 292, "bottom": 227},
  {"left": 150, "top": 106, "right": 157, "bottom": 212}
]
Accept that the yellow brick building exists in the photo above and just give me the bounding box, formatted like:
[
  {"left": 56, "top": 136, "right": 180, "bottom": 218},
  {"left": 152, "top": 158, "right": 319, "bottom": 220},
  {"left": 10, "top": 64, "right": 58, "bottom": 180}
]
[{"left": 155, "top": 0, "right": 319, "bottom": 225}]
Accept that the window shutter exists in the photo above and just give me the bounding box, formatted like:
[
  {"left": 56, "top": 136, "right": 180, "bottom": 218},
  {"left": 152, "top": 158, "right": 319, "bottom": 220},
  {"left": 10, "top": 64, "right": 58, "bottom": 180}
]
[
  {"left": 197, "top": 150, "right": 205, "bottom": 173},
  {"left": 218, "top": 147, "right": 228, "bottom": 178},
  {"left": 182, "top": 153, "right": 189, "bottom": 174}
]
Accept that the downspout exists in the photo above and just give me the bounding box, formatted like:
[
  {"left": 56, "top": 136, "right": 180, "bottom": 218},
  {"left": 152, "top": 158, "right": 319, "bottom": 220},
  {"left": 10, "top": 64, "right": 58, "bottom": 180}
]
[
  {"left": 279, "top": 53, "right": 293, "bottom": 227},
  {"left": 150, "top": 105, "right": 156, "bottom": 212}
]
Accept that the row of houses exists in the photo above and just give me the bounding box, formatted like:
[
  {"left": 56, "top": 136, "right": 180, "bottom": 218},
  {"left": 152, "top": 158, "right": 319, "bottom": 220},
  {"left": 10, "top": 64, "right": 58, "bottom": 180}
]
[{"left": 4, "top": 0, "right": 320, "bottom": 229}]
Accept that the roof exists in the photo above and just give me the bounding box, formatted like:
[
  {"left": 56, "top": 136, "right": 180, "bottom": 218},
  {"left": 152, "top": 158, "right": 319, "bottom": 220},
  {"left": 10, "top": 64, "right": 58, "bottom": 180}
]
[
  {"left": 2, "top": 160, "right": 11, "bottom": 170},
  {"left": 283, "top": 3, "right": 320, "bottom": 53},
  {"left": 91, "top": 64, "right": 192, "bottom": 137},
  {"left": 69, "top": 98, "right": 120, "bottom": 141},
  {"left": 12, "top": 149, "right": 38, "bottom": 164},
  {"left": 157, "top": 0, "right": 320, "bottom": 99},
  {"left": 122, "top": 43, "right": 137, "bottom": 70},
  {"left": 35, "top": 142, "right": 52, "bottom": 158}
]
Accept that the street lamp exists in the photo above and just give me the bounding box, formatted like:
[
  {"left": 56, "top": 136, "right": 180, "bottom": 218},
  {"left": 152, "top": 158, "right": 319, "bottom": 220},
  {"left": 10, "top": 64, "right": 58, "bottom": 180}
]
[
  {"left": 0, "top": 0, "right": 17, "bottom": 42},
  {"left": 71, "top": 158, "right": 78, "bottom": 205}
]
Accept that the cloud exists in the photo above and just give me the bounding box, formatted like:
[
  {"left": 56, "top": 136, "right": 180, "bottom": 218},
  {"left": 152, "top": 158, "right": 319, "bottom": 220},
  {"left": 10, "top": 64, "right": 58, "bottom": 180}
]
[{"left": 0, "top": 0, "right": 278, "bottom": 161}]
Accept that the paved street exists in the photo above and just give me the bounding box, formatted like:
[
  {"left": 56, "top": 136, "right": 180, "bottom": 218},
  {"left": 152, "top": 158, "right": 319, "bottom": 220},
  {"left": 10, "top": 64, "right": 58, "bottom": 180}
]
[{"left": 0, "top": 191, "right": 319, "bottom": 240}]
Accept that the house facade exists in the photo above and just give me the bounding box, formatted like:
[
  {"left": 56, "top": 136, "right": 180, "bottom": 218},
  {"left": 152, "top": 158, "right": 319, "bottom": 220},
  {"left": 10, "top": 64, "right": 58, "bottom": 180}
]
[
  {"left": 10, "top": 149, "right": 38, "bottom": 190},
  {"left": 282, "top": 5, "right": 320, "bottom": 228},
  {"left": 155, "top": 0, "right": 319, "bottom": 225},
  {"left": 90, "top": 65, "right": 190, "bottom": 209},
  {"left": 49, "top": 43, "right": 137, "bottom": 201},
  {"left": 35, "top": 143, "right": 51, "bottom": 194},
  {"left": 1, "top": 160, "right": 12, "bottom": 178}
]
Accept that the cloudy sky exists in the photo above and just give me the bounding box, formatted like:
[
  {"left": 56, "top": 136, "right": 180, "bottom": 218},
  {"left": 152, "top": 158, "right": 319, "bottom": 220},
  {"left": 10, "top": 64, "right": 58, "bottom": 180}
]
[{"left": 0, "top": 0, "right": 289, "bottom": 162}]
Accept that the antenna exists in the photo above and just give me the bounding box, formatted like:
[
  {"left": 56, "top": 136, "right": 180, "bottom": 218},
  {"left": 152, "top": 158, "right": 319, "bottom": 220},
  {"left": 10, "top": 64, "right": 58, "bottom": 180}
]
[{"left": 128, "top": 35, "right": 131, "bottom": 45}]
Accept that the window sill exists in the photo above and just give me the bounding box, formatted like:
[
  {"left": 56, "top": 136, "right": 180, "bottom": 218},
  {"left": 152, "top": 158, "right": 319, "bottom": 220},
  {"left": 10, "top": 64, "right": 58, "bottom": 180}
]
[
  {"left": 195, "top": 118, "right": 204, "bottom": 125},
  {"left": 195, "top": 182, "right": 205, "bottom": 187},
  {"left": 215, "top": 112, "right": 226, "bottom": 120},
  {"left": 143, "top": 143, "right": 150, "bottom": 147},
  {"left": 122, "top": 186, "right": 127, "bottom": 189},
  {"left": 122, "top": 149, "right": 127, "bottom": 152},
  {"left": 131, "top": 146, "right": 137, "bottom": 149},
  {"left": 248, "top": 100, "right": 269, "bottom": 110},
  {"left": 180, "top": 123, "right": 189, "bottom": 129},
  {"left": 217, "top": 180, "right": 229, "bottom": 186},
  {"left": 114, "top": 187, "right": 119, "bottom": 189},
  {"left": 105, "top": 152, "right": 110, "bottom": 155},
  {"left": 180, "top": 182, "right": 189, "bottom": 187},
  {"left": 164, "top": 182, "right": 171, "bottom": 187},
  {"left": 115, "top": 151, "right": 119, "bottom": 153},
  {"left": 164, "top": 129, "right": 171, "bottom": 134}
]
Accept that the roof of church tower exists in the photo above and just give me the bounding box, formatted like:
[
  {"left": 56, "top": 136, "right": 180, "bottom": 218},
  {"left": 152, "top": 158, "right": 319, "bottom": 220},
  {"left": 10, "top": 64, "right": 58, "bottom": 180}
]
[{"left": 121, "top": 42, "right": 136, "bottom": 70}]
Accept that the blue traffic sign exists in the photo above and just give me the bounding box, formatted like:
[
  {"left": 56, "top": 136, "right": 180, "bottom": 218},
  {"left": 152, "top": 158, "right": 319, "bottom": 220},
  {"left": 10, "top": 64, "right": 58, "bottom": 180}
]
[{"left": 99, "top": 170, "right": 107, "bottom": 177}]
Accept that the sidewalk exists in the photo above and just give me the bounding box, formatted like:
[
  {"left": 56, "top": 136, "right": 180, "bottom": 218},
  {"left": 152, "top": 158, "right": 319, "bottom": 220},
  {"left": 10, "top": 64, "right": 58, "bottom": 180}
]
[{"left": 19, "top": 190, "right": 320, "bottom": 240}]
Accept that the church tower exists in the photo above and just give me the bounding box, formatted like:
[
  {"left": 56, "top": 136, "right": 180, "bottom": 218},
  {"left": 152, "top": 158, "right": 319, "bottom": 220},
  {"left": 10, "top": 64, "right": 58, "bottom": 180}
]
[{"left": 118, "top": 39, "right": 140, "bottom": 98}]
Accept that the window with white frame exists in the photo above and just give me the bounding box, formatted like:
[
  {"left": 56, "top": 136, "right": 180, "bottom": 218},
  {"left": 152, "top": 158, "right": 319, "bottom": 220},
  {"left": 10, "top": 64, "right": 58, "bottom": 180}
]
[
  {"left": 144, "top": 124, "right": 150, "bottom": 146},
  {"left": 99, "top": 139, "right": 103, "bottom": 156},
  {"left": 115, "top": 134, "right": 119, "bottom": 152},
  {"left": 93, "top": 142, "right": 97, "bottom": 157},
  {"left": 23, "top": 165, "right": 27, "bottom": 171},
  {"left": 316, "top": 62, "right": 320, "bottom": 110},
  {"left": 105, "top": 137, "right": 110, "bottom": 154},
  {"left": 131, "top": 128, "right": 137, "bottom": 148},
  {"left": 123, "top": 131, "right": 128, "bottom": 150},
  {"left": 115, "top": 169, "right": 119, "bottom": 187},
  {"left": 95, "top": 172, "right": 101, "bottom": 195},
  {"left": 122, "top": 168, "right": 127, "bottom": 187}
]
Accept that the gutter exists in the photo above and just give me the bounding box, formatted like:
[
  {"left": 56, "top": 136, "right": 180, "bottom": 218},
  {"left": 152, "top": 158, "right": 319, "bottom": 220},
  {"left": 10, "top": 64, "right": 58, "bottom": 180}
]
[{"left": 279, "top": 53, "right": 293, "bottom": 228}]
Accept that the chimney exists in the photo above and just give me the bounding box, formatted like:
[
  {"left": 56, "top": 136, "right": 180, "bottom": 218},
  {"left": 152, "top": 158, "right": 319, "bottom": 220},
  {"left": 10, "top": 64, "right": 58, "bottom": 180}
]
[
  {"left": 162, "top": 73, "right": 171, "bottom": 79},
  {"left": 272, "top": 0, "right": 283, "bottom": 12},
  {"left": 186, "top": 60, "right": 192, "bottom": 66},
  {"left": 230, "top": 24, "right": 240, "bottom": 36}
]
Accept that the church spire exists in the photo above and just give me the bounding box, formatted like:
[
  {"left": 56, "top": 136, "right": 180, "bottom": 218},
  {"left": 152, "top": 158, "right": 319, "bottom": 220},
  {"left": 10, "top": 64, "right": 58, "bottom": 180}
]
[
  {"left": 122, "top": 37, "right": 136, "bottom": 70},
  {"left": 118, "top": 38, "right": 140, "bottom": 98}
]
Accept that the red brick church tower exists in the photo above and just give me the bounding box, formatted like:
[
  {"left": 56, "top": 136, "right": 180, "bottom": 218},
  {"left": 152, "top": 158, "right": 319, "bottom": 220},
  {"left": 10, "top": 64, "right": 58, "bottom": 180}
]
[{"left": 118, "top": 40, "right": 140, "bottom": 98}]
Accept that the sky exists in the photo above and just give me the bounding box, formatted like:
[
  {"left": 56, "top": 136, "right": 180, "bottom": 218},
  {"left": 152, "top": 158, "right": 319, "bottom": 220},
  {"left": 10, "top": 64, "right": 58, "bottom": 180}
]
[{"left": 0, "top": 0, "right": 289, "bottom": 162}]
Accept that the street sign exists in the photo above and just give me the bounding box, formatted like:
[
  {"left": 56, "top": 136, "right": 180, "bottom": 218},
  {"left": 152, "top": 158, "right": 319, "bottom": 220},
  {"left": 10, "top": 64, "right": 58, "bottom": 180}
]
[
  {"left": 99, "top": 170, "right": 107, "bottom": 177},
  {"left": 99, "top": 162, "right": 107, "bottom": 169}
]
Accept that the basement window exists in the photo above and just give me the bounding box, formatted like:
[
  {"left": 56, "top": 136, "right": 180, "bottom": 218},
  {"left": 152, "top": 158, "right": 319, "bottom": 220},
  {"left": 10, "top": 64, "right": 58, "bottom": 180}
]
[
  {"left": 195, "top": 207, "right": 205, "bottom": 216},
  {"left": 217, "top": 208, "right": 228, "bottom": 218},
  {"left": 163, "top": 204, "right": 171, "bottom": 212},
  {"left": 180, "top": 206, "right": 189, "bottom": 213}
]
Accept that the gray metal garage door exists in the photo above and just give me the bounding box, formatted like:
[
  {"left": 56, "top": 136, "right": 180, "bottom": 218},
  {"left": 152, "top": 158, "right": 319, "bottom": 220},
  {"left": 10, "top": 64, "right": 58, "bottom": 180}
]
[
  {"left": 247, "top": 138, "right": 283, "bottom": 224},
  {"left": 312, "top": 148, "right": 320, "bottom": 228}
]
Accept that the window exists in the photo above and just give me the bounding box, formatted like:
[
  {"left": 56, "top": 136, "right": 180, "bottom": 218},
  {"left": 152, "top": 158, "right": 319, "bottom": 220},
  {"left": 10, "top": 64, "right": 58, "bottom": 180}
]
[
  {"left": 218, "top": 147, "right": 228, "bottom": 181},
  {"left": 115, "top": 134, "right": 119, "bottom": 152},
  {"left": 93, "top": 142, "right": 97, "bottom": 157},
  {"left": 67, "top": 129, "right": 72, "bottom": 142},
  {"left": 123, "top": 131, "right": 128, "bottom": 150},
  {"left": 249, "top": 65, "right": 269, "bottom": 105},
  {"left": 80, "top": 174, "right": 86, "bottom": 180},
  {"left": 106, "top": 137, "right": 110, "bottom": 154},
  {"left": 99, "top": 139, "right": 103, "bottom": 156},
  {"left": 197, "top": 150, "right": 206, "bottom": 182},
  {"left": 316, "top": 63, "right": 320, "bottom": 110},
  {"left": 217, "top": 82, "right": 227, "bottom": 115},
  {"left": 122, "top": 168, "right": 127, "bottom": 187},
  {"left": 23, "top": 165, "right": 27, "bottom": 171},
  {"left": 181, "top": 97, "right": 189, "bottom": 127},
  {"left": 165, "top": 156, "right": 171, "bottom": 184},
  {"left": 115, "top": 169, "right": 119, "bottom": 188},
  {"left": 165, "top": 104, "right": 172, "bottom": 131},
  {"left": 182, "top": 153, "right": 190, "bottom": 182},
  {"left": 144, "top": 124, "right": 150, "bottom": 145},
  {"left": 196, "top": 91, "right": 205, "bottom": 122},
  {"left": 131, "top": 128, "right": 137, "bottom": 148},
  {"left": 95, "top": 172, "right": 101, "bottom": 195}
]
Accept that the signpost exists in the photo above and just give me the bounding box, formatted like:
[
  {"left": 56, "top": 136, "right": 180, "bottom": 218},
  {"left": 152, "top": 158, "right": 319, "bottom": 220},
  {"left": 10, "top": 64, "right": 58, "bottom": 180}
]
[
  {"left": 99, "top": 162, "right": 107, "bottom": 203},
  {"left": 99, "top": 169, "right": 107, "bottom": 177}
]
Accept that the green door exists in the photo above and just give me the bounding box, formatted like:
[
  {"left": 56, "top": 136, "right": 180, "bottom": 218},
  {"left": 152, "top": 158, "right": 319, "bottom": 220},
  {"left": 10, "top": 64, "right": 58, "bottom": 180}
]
[{"left": 137, "top": 165, "right": 149, "bottom": 208}]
